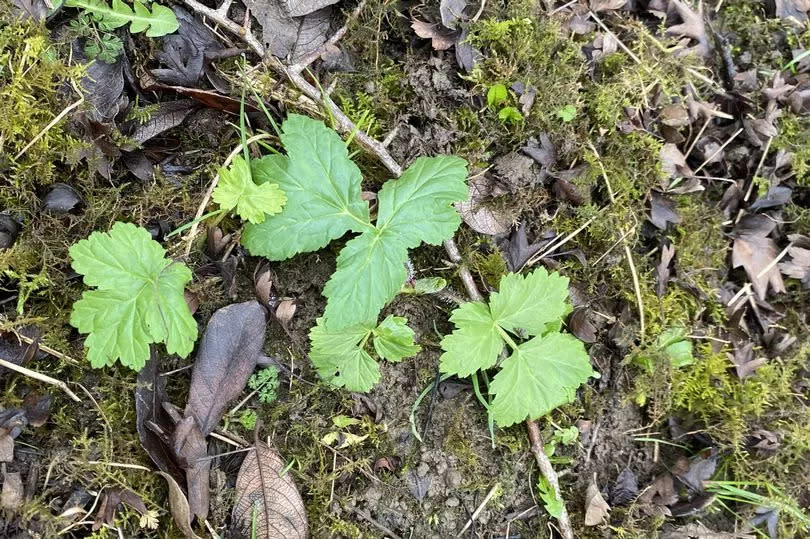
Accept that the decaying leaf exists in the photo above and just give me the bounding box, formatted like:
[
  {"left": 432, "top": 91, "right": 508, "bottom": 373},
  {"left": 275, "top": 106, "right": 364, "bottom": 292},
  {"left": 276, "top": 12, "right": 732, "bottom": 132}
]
[
  {"left": 93, "top": 488, "right": 149, "bottom": 531},
  {"left": 232, "top": 440, "right": 308, "bottom": 538},
  {"left": 584, "top": 479, "right": 610, "bottom": 526},
  {"left": 650, "top": 192, "right": 682, "bottom": 229},
  {"left": 440, "top": 0, "right": 466, "bottom": 29},
  {"left": 1, "top": 471, "right": 23, "bottom": 509},
  {"left": 665, "top": 0, "right": 711, "bottom": 58},
  {"left": 661, "top": 523, "right": 753, "bottom": 539},
  {"left": 590, "top": 0, "right": 626, "bottom": 11},
  {"left": 728, "top": 342, "right": 768, "bottom": 380},
  {"left": 779, "top": 245, "right": 810, "bottom": 287},
  {"left": 656, "top": 242, "right": 676, "bottom": 298},
  {"left": 136, "top": 353, "right": 186, "bottom": 487},
  {"left": 456, "top": 176, "right": 511, "bottom": 236},
  {"left": 157, "top": 471, "right": 202, "bottom": 539},
  {"left": 185, "top": 300, "right": 268, "bottom": 435},
  {"left": 499, "top": 223, "right": 551, "bottom": 271},
  {"left": 773, "top": 0, "right": 810, "bottom": 22},
  {"left": 611, "top": 468, "right": 638, "bottom": 506},
  {"left": 570, "top": 308, "right": 597, "bottom": 344},
  {"left": 247, "top": 0, "right": 331, "bottom": 61},
  {"left": 171, "top": 415, "right": 210, "bottom": 520},
  {"left": 411, "top": 20, "right": 458, "bottom": 51},
  {"left": 121, "top": 100, "right": 199, "bottom": 148},
  {"left": 731, "top": 215, "right": 786, "bottom": 300},
  {"left": 660, "top": 143, "right": 693, "bottom": 180}
]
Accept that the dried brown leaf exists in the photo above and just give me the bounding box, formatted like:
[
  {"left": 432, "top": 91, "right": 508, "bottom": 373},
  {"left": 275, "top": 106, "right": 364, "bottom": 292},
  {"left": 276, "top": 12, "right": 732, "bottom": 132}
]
[
  {"left": 1, "top": 471, "right": 23, "bottom": 509},
  {"left": 665, "top": 0, "right": 710, "bottom": 57},
  {"left": 731, "top": 216, "right": 786, "bottom": 300},
  {"left": 728, "top": 342, "right": 768, "bottom": 380},
  {"left": 185, "top": 301, "right": 268, "bottom": 435},
  {"left": 136, "top": 353, "right": 186, "bottom": 486},
  {"left": 590, "top": 0, "right": 626, "bottom": 11},
  {"left": 411, "top": 20, "right": 458, "bottom": 51},
  {"left": 0, "top": 432, "right": 13, "bottom": 463},
  {"left": 456, "top": 176, "right": 511, "bottom": 236},
  {"left": 171, "top": 416, "right": 210, "bottom": 520},
  {"left": 779, "top": 246, "right": 810, "bottom": 287},
  {"left": 157, "top": 471, "right": 203, "bottom": 539},
  {"left": 774, "top": 0, "right": 810, "bottom": 21},
  {"left": 570, "top": 308, "right": 597, "bottom": 344},
  {"left": 660, "top": 143, "right": 693, "bottom": 179},
  {"left": 275, "top": 300, "right": 297, "bottom": 326},
  {"left": 584, "top": 480, "right": 610, "bottom": 525},
  {"left": 232, "top": 441, "right": 308, "bottom": 538},
  {"left": 656, "top": 242, "right": 676, "bottom": 298},
  {"left": 650, "top": 192, "right": 682, "bottom": 229}
]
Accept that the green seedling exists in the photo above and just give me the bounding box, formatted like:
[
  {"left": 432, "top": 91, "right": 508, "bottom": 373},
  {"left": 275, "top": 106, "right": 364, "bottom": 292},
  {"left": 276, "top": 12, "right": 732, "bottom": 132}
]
[
  {"left": 248, "top": 366, "right": 280, "bottom": 404},
  {"left": 439, "top": 268, "right": 596, "bottom": 427},
  {"left": 242, "top": 114, "right": 468, "bottom": 391},
  {"left": 69, "top": 222, "right": 198, "bottom": 370},
  {"left": 556, "top": 104, "right": 577, "bottom": 122}
]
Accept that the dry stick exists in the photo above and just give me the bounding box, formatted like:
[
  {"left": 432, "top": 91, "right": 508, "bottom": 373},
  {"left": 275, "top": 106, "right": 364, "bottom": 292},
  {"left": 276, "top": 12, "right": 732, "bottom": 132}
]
[
  {"left": 14, "top": 97, "right": 84, "bottom": 161},
  {"left": 14, "top": 333, "right": 79, "bottom": 365},
  {"left": 458, "top": 482, "right": 501, "bottom": 537},
  {"left": 181, "top": 0, "right": 402, "bottom": 178},
  {"left": 527, "top": 420, "right": 574, "bottom": 539},
  {"left": 0, "top": 355, "right": 81, "bottom": 402},
  {"left": 443, "top": 239, "right": 483, "bottom": 302},
  {"left": 726, "top": 241, "right": 793, "bottom": 308},
  {"left": 692, "top": 127, "right": 743, "bottom": 174},
  {"left": 587, "top": 141, "right": 645, "bottom": 341}
]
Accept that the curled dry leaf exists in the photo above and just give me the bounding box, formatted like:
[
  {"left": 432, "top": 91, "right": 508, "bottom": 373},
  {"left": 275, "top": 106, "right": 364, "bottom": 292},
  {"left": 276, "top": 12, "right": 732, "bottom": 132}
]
[
  {"left": 275, "top": 299, "right": 297, "bottom": 326},
  {"left": 456, "top": 176, "right": 511, "bottom": 236},
  {"left": 171, "top": 415, "right": 210, "bottom": 521},
  {"left": 779, "top": 245, "right": 810, "bottom": 287},
  {"left": 665, "top": 0, "right": 711, "bottom": 58},
  {"left": 232, "top": 440, "right": 308, "bottom": 538},
  {"left": 584, "top": 479, "right": 610, "bottom": 526},
  {"left": 157, "top": 472, "right": 203, "bottom": 539},
  {"left": 411, "top": 20, "right": 458, "bottom": 51},
  {"left": 656, "top": 242, "right": 676, "bottom": 298},
  {"left": 570, "top": 308, "right": 597, "bottom": 344}
]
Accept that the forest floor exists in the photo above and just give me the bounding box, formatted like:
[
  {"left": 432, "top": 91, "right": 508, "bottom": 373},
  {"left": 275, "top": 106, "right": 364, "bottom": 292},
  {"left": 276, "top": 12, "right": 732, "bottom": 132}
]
[{"left": 2, "top": 0, "right": 810, "bottom": 537}]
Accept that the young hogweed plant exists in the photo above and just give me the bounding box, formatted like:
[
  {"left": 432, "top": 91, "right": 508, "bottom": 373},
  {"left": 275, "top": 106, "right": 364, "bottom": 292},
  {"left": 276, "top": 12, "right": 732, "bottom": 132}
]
[
  {"left": 439, "top": 268, "right": 596, "bottom": 427},
  {"left": 242, "top": 114, "right": 468, "bottom": 391}
]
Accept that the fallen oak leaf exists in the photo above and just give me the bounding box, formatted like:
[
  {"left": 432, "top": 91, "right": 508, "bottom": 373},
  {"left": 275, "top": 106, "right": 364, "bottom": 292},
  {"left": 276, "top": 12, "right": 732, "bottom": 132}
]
[
  {"left": 232, "top": 440, "right": 308, "bottom": 538},
  {"left": 731, "top": 215, "right": 786, "bottom": 300}
]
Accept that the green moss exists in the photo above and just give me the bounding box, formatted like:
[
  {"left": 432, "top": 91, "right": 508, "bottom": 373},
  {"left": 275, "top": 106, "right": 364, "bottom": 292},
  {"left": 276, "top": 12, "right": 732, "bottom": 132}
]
[{"left": 772, "top": 114, "right": 810, "bottom": 186}]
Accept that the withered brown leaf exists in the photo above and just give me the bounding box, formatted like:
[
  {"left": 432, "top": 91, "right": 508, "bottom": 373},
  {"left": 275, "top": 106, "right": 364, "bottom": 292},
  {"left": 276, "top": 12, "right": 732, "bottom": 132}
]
[{"left": 232, "top": 441, "right": 308, "bottom": 538}]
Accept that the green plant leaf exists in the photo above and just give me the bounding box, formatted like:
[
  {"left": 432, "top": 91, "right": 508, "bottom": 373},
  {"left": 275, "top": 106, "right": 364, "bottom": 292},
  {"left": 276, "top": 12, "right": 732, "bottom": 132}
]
[
  {"left": 489, "top": 268, "right": 571, "bottom": 336},
  {"left": 487, "top": 83, "right": 508, "bottom": 108},
  {"left": 322, "top": 156, "right": 467, "bottom": 329},
  {"left": 69, "top": 222, "right": 197, "bottom": 370},
  {"left": 556, "top": 104, "right": 577, "bottom": 122},
  {"left": 537, "top": 476, "right": 564, "bottom": 519},
  {"left": 498, "top": 106, "right": 523, "bottom": 124},
  {"left": 375, "top": 156, "right": 468, "bottom": 247},
  {"left": 242, "top": 114, "right": 372, "bottom": 260},
  {"left": 372, "top": 315, "right": 420, "bottom": 361},
  {"left": 490, "top": 332, "right": 593, "bottom": 427},
  {"left": 309, "top": 316, "right": 420, "bottom": 391},
  {"left": 65, "top": 0, "right": 179, "bottom": 37},
  {"left": 439, "top": 301, "right": 503, "bottom": 378},
  {"left": 212, "top": 155, "right": 286, "bottom": 224}
]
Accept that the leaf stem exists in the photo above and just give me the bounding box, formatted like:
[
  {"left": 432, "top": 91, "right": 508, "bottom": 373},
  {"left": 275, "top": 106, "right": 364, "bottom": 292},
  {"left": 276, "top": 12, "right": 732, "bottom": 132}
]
[
  {"left": 167, "top": 208, "right": 225, "bottom": 238},
  {"left": 471, "top": 372, "right": 496, "bottom": 449},
  {"left": 495, "top": 324, "right": 520, "bottom": 352}
]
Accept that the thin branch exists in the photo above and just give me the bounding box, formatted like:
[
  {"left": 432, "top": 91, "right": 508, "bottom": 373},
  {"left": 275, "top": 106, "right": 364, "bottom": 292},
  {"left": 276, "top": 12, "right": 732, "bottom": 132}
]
[
  {"left": 289, "top": 0, "right": 368, "bottom": 74},
  {"left": 527, "top": 420, "right": 574, "bottom": 539},
  {"left": 181, "top": 0, "right": 402, "bottom": 177},
  {"left": 14, "top": 96, "right": 84, "bottom": 161},
  {"left": 443, "top": 239, "right": 483, "bottom": 301},
  {"left": 0, "top": 355, "right": 81, "bottom": 402},
  {"left": 458, "top": 482, "right": 500, "bottom": 536}
]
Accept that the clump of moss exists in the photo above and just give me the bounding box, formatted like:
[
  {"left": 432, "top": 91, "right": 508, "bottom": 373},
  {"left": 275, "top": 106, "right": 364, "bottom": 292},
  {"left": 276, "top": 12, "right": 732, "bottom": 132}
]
[
  {"left": 0, "top": 20, "right": 86, "bottom": 204},
  {"left": 772, "top": 113, "right": 810, "bottom": 187}
]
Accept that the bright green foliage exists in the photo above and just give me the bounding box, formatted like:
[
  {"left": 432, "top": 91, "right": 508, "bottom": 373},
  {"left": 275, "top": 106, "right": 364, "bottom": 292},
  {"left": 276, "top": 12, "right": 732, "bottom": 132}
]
[
  {"left": 64, "top": 0, "right": 179, "bottom": 37},
  {"left": 633, "top": 327, "right": 694, "bottom": 374},
  {"left": 440, "top": 268, "right": 594, "bottom": 427},
  {"left": 322, "top": 155, "right": 467, "bottom": 328},
  {"left": 238, "top": 410, "right": 258, "bottom": 430},
  {"left": 248, "top": 366, "right": 280, "bottom": 404},
  {"left": 556, "top": 104, "right": 577, "bottom": 122},
  {"left": 242, "top": 114, "right": 466, "bottom": 391},
  {"left": 487, "top": 83, "right": 508, "bottom": 108},
  {"left": 309, "top": 315, "right": 420, "bottom": 392},
  {"left": 69, "top": 222, "right": 197, "bottom": 371},
  {"left": 497, "top": 106, "right": 523, "bottom": 124},
  {"left": 537, "top": 476, "right": 564, "bottom": 518},
  {"left": 400, "top": 277, "right": 447, "bottom": 295},
  {"left": 212, "top": 155, "right": 286, "bottom": 224}
]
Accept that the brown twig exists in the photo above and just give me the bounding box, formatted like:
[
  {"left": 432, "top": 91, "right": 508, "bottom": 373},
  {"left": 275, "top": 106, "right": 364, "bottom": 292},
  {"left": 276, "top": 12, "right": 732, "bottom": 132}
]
[
  {"left": 527, "top": 420, "right": 574, "bottom": 539},
  {"left": 181, "top": 0, "right": 402, "bottom": 177},
  {"left": 443, "top": 239, "right": 483, "bottom": 301},
  {"left": 0, "top": 355, "right": 81, "bottom": 402}
]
